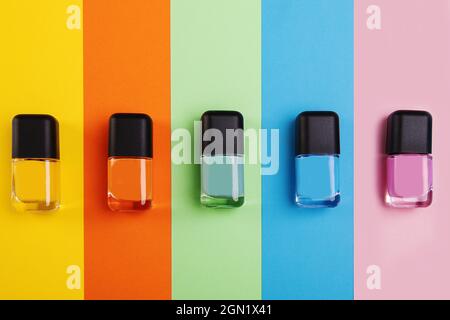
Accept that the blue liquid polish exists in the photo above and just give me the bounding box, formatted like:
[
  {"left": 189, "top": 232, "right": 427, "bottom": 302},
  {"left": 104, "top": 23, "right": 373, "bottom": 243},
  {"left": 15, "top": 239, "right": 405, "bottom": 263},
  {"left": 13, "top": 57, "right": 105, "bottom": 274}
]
[
  {"left": 295, "top": 111, "right": 341, "bottom": 208},
  {"left": 295, "top": 155, "right": 340, "bottom": 208}
]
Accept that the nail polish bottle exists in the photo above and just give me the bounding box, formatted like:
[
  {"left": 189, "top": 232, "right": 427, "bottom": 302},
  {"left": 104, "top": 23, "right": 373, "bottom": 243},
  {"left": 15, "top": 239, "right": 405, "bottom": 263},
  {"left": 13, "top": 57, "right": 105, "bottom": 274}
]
[
  {"left": 200, "top": 110, "right": 244, "bottom": 208},
  {"left": 385, "top": 110, "right": 432, "bottom": 208},
  {"left": 11, "top": 115, "right": 61, "bottom": 212},
  {"left": 108, "top": 113, "right": 153, "bottom": 211},
  {"left": 295, "top": 111, "right": 340, "bottom": 208}
]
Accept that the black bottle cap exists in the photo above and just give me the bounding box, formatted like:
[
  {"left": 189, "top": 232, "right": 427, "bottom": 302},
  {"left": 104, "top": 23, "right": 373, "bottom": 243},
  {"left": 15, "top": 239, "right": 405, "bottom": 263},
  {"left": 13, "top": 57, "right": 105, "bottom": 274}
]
[
  {"left": 201, "top": 110, "right": 244, "bottom": 156},
  {"left": 12, "top": 114, "right": 60, "bottom": 159},
  {"left": 295, "top": 111, "right": 340, "bottom": 156},
  {"left": 386, "top": 110, "right": 432, "bottom": 155},
  {"left": 109, "top": 113, "right": 153, "bottom": 158}
]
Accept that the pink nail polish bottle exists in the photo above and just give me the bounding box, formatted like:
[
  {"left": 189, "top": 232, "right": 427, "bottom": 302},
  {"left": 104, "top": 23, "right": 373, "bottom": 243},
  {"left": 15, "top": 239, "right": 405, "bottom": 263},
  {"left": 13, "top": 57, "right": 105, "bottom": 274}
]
[{"left": 385, "top": 110, "right": 433, "bottom": 208}]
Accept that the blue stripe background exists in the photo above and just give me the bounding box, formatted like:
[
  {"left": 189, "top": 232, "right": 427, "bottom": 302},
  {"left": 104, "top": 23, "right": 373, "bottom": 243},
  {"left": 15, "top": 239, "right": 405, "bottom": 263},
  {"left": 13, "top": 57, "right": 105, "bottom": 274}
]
[{"left": 262, "top": 0, "right": 354, "bottom": 299}]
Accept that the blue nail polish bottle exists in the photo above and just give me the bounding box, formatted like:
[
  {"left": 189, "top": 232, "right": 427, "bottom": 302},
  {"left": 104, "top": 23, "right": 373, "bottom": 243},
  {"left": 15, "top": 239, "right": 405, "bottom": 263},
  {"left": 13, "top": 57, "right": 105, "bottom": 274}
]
[
  {"left": 295, "top": 111, "right": 341, "bottom": 208},
  {"left": 200, "top": 111, "right": 245, "bottom": 208}
]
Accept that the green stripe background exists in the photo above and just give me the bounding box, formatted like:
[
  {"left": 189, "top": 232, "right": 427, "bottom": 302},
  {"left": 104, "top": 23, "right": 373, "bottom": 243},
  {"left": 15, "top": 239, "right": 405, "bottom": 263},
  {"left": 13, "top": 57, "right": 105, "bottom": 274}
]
[{"left": 171, "top": 0, "right": 261, "bottom": 299}]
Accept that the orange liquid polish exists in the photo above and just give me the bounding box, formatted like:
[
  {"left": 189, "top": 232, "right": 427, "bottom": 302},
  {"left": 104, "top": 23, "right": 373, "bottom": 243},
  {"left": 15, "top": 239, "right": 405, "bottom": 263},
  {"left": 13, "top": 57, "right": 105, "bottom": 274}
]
[{"left": 107, "top": 114, "right": 153, "bottom": 212}]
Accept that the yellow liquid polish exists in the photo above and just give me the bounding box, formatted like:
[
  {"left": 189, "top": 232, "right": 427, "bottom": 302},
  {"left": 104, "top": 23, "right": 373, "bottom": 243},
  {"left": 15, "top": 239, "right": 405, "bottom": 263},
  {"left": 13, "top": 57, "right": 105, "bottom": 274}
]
[
  {"left": 11, "top": 159, "right": 60, "bottom": 212},
  {"left": 12, "top": 114, "right": 61, "bottom": 213}
]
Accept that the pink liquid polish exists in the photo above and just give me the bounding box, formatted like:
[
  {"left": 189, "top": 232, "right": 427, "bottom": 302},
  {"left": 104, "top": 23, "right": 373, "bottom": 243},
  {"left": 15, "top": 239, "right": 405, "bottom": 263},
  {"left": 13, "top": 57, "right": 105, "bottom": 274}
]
[{"left": 385, "top": 110, "right": 433, "bottom": 208}]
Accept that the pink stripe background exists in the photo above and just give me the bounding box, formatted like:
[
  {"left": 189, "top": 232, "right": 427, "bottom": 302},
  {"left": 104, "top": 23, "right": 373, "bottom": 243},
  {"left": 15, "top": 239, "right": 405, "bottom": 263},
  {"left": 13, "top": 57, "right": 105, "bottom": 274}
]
[{"left": 355, "top": 0, "right": 450, "bottom": 299}]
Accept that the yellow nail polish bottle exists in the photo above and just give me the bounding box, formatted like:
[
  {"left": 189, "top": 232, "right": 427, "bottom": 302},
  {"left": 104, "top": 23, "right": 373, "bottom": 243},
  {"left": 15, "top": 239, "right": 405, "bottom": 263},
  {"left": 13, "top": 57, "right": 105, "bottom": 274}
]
[{"left": 11, "top": 115, "right": 61, "bottom": 212}]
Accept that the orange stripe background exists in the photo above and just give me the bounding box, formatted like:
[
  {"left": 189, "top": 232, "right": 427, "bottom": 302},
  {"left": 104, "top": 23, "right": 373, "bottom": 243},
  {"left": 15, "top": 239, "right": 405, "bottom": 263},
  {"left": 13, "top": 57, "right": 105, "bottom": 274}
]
[{"left": 83, "top": 0, "right": 171, "bottom": 299}]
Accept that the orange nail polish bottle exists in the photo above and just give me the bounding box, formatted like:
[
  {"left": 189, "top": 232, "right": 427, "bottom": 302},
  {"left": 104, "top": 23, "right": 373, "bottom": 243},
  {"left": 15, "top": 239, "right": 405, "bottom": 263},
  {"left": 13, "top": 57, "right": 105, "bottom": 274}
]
[{"left": 108, "top": 113, "right": 153, "bottom": 212}]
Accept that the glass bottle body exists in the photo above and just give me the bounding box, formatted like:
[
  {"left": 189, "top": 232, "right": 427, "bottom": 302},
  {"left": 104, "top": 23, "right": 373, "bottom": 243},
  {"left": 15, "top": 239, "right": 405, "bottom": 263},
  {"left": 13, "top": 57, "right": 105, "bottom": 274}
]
[
  {"left": 200, "top": 155, "right": 244, "bottom": 208},
  {"left": 295, "top": 155, "right": 340, "bottom": 208},
  {"left": 386, "top": 154, "right": 432, "bottom": 208},
  {"left": 11, "top": 158, "right": 60, "bottom": 212},
  {"left": 108, "top": 156, "right": 152, "bottom": 211}
]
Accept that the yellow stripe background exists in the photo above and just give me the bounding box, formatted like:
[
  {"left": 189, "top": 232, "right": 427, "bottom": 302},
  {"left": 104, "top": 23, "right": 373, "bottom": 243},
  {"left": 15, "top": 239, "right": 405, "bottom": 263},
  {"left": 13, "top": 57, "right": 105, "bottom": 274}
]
[{"left": 0, "top": 1, "right": 84, "bottom": 299}]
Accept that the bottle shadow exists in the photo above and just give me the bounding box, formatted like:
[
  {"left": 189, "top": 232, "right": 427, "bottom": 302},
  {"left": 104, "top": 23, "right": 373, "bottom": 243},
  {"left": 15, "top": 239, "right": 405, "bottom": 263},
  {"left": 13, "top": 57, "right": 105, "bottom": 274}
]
[{"left": 377, "top": 116, "right": 388, "bottom": 208}]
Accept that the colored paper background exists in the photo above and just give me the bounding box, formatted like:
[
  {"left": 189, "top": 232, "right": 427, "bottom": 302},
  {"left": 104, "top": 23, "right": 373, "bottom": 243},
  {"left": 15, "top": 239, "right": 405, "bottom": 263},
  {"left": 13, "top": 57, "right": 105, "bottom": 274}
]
[
  {"left": 0, "top": 1, "right": 84, "bottom": 299},
  {"left": 3, "top": 0, "right": 450, "bottom": 300},
  {"left": 355, "top": 0, "right": 450, "bottom": 299},
  {"left": 262, "top": 0, "right": 354, "bottom": 299},
  {"left": 171, "top": 0, "right": 262, "bottom": 299},
  {"left": 83, "top": 0, "right": 171, "bottom": 299}
]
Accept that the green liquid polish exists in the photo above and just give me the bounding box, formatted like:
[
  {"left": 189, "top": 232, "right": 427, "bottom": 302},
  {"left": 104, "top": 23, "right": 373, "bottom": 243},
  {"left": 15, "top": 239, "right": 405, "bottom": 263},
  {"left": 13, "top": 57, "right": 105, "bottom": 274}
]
[{"left": 201, "top": 155, "right": 244, "bottom": 208}]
